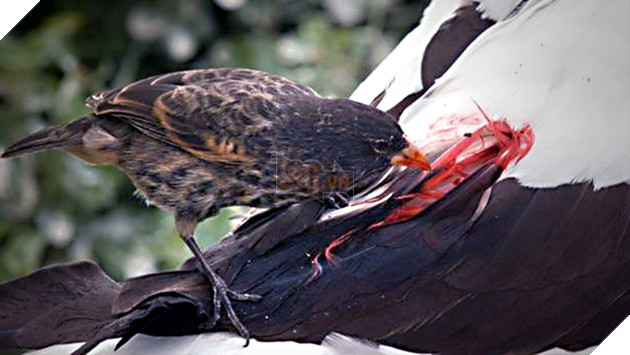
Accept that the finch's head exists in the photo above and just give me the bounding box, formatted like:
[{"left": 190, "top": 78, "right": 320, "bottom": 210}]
[
  {"left": 286, "top": 98, "right": 431, "bottom": 183},
  {"left": 333, "top": 99, "right": 430, "bottom": 174}
]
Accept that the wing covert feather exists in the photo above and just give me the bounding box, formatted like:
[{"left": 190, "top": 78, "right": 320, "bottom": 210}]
[{"left": 87, "top": 68, "right": 319, "bottom": 163}]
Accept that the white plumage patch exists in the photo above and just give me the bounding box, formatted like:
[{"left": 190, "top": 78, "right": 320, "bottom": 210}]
[
  {"left": 25, "top": 333, "right": 422, "bottom": 355},
  {"left": 475, "top": 0, "right": 522, "bottom": 21},
  {"left": 23, "top": 333, "right": 596, "bottom": 355},
  {"left": 349, "top": 0, "right": 465, "bottom": 110},
  {"left": 354, "top": 0, "right": 630, "bottom": 189}
]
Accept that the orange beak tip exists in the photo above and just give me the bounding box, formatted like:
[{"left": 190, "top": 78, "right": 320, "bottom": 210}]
[
  {"left": 418, "top": 157, "right": 432, "bottom": 171},
  {"left": 391, "top": 145, "right": 432, "bottom": 171}
]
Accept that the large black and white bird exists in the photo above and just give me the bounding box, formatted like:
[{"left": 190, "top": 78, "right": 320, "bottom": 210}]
[{"left": 1, "top": 0, "right": 628, "bottom": 354}]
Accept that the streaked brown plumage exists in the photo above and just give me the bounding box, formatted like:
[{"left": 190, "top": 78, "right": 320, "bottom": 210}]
[{"left": 1, "top": 67, "right": 430, "bottom": 342}]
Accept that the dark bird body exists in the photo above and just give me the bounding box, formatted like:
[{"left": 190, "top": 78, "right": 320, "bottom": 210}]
[{"left": 1, "top": 67, "right": 429, "bottom": 342}]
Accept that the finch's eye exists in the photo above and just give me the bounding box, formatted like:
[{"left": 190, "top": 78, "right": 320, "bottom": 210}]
[{"left": 372, "top": 140, "right": 390, "bottom": 153}]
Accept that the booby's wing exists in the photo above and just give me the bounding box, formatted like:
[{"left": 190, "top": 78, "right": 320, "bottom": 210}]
[
  {"left": 345, "top": 0, "right": 630, "bottom": 352},
  {"left": 0, "top": 262, "right": 120, "bottom": 350}
]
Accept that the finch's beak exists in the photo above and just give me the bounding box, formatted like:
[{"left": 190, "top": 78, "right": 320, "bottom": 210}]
[{"left": 391, "top": 141, "right": 431, "bottom": 171}]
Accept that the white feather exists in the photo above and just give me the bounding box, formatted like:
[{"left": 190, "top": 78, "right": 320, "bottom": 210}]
[
  {"left": 358, "top": 0, "right": 630, "bottom": 189},
  {"left": 23, "top": 333, "right": 596, "bottom": 355},
  {"left": 475, "top": 0, "right": 522, "bottom": 21},
  {"left": 349, "top": 0, "right": 467, "bottom": 111},
  {"left": 25, "top": 332, "right": 424, "bottom": 355}
]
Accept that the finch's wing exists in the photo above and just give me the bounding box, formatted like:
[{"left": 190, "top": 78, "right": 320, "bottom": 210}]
[{"left": 87, "top": 68, "right": 319, "bottom": 164}]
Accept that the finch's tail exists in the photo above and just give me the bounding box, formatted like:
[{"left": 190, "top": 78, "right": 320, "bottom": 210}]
[{"left": 1, "top": 116, "right": 93, "bottom": 158}]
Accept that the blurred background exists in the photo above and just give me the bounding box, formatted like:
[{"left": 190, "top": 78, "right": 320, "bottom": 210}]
[{"left": 0, "top": 0, "right": 428, "bottom": 282}]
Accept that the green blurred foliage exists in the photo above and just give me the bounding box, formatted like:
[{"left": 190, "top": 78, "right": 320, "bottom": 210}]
[{"left": 0, "top": 0, "right": 427, "bottom": 282}]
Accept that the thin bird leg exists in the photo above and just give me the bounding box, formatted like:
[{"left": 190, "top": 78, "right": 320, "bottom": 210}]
[{"left": 176, "top": 217, "right": 261, "bottom": 346}]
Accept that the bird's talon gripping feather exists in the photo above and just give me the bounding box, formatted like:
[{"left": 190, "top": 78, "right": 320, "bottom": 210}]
[
  {"left": 183, "top": 235, "right": 259, "bottom": 346},
  {"left": 213, "top": 281, "right": 253, "bottom": 346}
]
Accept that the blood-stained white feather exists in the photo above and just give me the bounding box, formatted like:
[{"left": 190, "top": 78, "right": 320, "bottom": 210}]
[{"left": 356, "top": 0, "right": 630, "bottom": 189}]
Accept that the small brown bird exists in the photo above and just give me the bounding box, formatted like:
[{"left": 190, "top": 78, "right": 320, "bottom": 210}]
[{"left": 1, "top": 68, "right": 430, "bottom": 342}]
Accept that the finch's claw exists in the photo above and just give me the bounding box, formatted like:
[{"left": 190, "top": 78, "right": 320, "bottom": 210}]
[
  {"left": 212, "top": 281, "right": 260, "bottom": 346},
  {"left": 182, "top": 235, "right": 261, "bottom": 346}
]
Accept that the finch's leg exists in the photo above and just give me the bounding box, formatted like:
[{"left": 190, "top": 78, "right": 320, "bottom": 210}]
[{"left": 176, "top": 216, "right": 261, "bottom": 346}]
